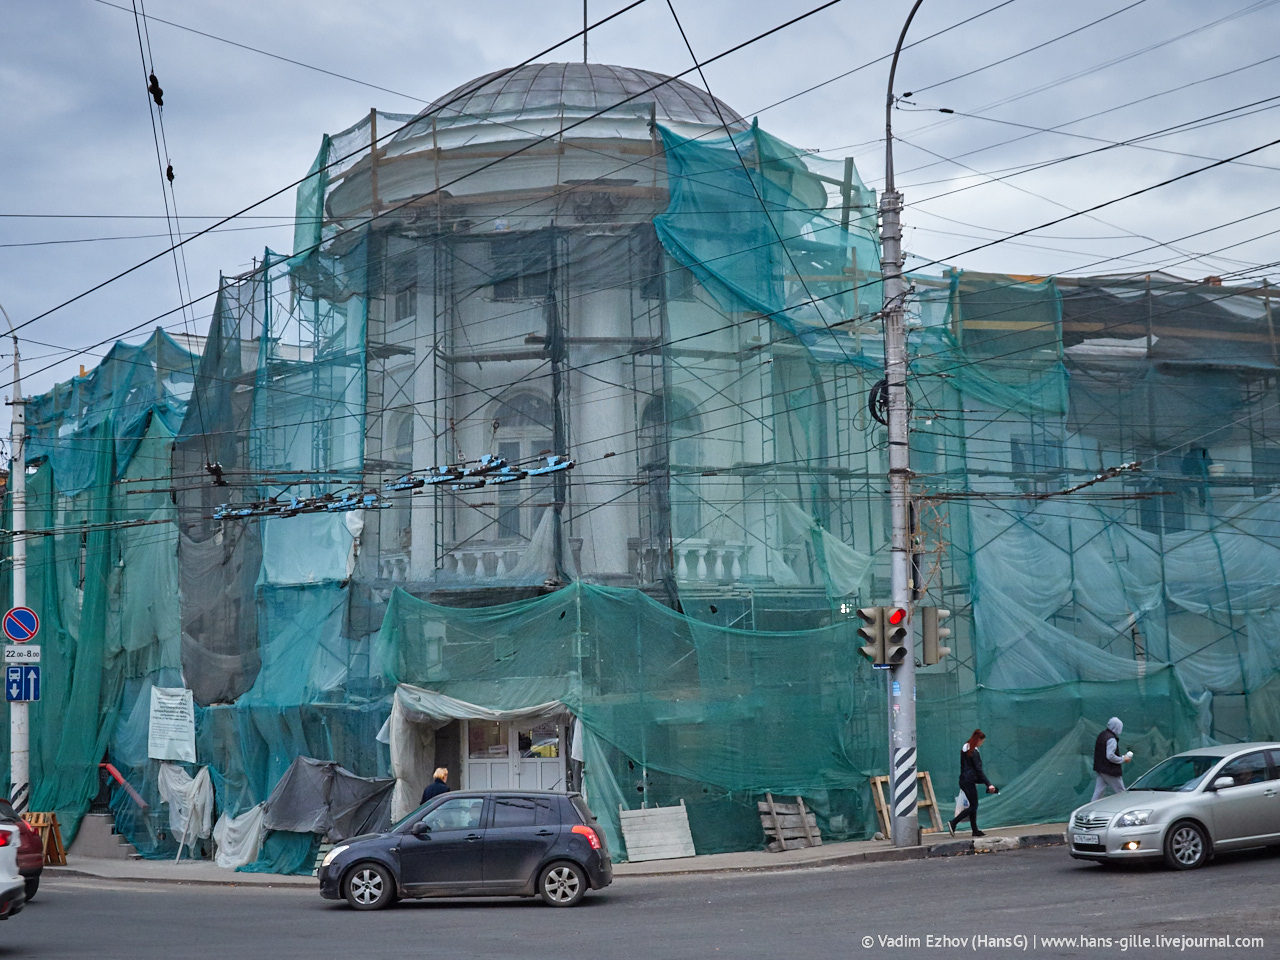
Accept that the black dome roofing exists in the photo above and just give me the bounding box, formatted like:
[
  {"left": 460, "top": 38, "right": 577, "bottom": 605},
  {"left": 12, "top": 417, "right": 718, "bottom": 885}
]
[{"left": 410, "top": 61, "right": 745, "bottom": 129}]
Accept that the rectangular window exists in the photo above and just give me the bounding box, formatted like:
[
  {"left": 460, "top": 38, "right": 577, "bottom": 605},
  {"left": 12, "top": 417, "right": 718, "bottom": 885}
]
[
  {"left": 393, "top": 286, "right": 416, "bottom": 323},
  {"left": 1010, "top": 429, "right": 1064, "bottom": 493},
  {"left": 1252, "top": 443, "right": 1280, "bottom": 496},
  {"left": 497, "top": 440, "right": 522, "bottom": 538},
  {"left": 641, "top": 254, "right": 695, "bottom": 301},
  {"left": 1010, "top": 435, "right": 1063, "bottom": 476},
  {"left": 491, "top": 238, "right": 550, "bottom": 301},
  {"left": 1163, "top": 490, "right": 1186, "bottom": 533},
  {"left": 639, "top": 227, "right": 696, "bottom": 302},
  {"left": 468, "top": 721, "right": 506, "bottom": 759}
]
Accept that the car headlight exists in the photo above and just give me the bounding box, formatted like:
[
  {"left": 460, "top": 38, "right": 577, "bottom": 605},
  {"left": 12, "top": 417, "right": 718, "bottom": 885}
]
[
  {"left": 1116, "top": 809, "right": 1152, "bottom": 827},
  {"left": 321, "top": 844, "right": 350, "bottom": 868}
]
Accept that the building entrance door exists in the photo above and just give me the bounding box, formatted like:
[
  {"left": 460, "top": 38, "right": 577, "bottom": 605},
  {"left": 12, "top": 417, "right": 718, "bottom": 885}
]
[{"left": 463, "top": 718, "right": 567, "bottom": 791}]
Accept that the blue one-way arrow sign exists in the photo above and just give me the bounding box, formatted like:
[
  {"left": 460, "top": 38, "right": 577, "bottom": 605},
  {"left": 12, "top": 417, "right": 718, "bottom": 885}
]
[{"left": 5, "top": 665, "right": 39, "bottom": 702}]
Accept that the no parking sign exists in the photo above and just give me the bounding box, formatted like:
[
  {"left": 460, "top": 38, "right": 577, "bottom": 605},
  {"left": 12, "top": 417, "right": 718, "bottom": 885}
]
[{"left": 3, "top": 607, "right": 39, "bottom": 643}]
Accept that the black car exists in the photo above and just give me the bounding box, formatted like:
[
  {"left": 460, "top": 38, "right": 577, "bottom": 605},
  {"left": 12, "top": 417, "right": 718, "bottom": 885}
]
[{"left": 318, "top": 790, "right": 612, "bottom": 909}]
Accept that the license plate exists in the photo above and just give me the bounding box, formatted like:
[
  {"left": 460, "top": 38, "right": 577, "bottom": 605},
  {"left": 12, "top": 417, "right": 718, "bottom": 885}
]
[{"left": 1073, "top": 832, "right": 1099, "bottom": 845}]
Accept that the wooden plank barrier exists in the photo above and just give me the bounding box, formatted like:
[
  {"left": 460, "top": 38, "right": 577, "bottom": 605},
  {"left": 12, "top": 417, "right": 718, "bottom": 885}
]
[
  {"left": 757, "top": 793, "right": 821, "bottom": 852},
  {"left": 618, "top": 800, "right": 696, "bottom": 862},
  {"left": 868, "top": 771, "right": 943, "bottom": 841},
  {"left": 25, "top": 812, "right": 67, "bottom": 866}
]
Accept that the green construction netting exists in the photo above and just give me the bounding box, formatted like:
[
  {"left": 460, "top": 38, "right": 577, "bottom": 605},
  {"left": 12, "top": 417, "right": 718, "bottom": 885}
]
[{"left": 5, "top": 96, "right": 1279, "bottom": 870}]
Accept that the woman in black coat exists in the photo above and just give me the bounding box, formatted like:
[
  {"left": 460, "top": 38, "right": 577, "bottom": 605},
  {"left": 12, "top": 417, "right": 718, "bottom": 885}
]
[
  {"left": 420, "top": 767, "right": 450, "bottom": 805},
  {"left": 947, "top": 729, "right": 997, "bottom": 837}
]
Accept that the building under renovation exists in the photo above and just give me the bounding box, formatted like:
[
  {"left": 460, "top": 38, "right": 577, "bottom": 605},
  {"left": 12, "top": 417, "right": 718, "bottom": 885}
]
[{"left": 6, "top": 62, "right": 1280, "bottom": 869}]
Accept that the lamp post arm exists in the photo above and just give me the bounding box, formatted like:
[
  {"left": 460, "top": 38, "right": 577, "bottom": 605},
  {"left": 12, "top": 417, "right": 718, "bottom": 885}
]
[{"left": 884, "top": 0, "right": 925, "bottom": 196}]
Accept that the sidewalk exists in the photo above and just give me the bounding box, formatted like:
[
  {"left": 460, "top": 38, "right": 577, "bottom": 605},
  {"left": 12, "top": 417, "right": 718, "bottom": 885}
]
[{"left": 46, "top": 822, "right": 1066, "bottom": 888}]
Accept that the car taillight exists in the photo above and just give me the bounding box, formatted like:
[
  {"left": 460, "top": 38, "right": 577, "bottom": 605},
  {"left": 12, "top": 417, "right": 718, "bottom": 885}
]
[
  {"left": 571, "top": 824, "right": 601, "bottom": 850},
  {"left": 0, "top": 831, "right": 11, "bottom": 847}
]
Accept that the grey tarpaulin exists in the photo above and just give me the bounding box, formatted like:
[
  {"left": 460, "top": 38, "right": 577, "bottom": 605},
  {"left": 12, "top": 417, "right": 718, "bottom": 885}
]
[{"left": 261, "top": 756, "right": 394, "bottom": 841}]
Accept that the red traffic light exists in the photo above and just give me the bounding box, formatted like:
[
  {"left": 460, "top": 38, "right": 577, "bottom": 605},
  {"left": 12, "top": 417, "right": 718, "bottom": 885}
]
[{"left": 886, "top": 607, "right": 906, "bottom": 626}]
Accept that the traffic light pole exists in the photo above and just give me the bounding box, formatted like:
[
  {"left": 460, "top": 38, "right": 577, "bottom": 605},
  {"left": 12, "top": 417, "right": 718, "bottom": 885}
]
[
  {"left": 1, "top": 301, "right": 29, "bottom": 815},
  {"left": 881, "top": 0, "right": 924, "bottom": 849}
]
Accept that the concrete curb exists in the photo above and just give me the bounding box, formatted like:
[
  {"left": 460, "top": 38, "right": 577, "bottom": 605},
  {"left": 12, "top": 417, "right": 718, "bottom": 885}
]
[
  {"left": 617, "top": 832, "right": 1066, "bottom": 877},
  {"left": 47, "top": 865, "right": 316, "bottom": 888},
  {"left": 46, "top": 826, "right": 1069, "bottom": 886},
  {"left": 925, "top": 832, "right": 1066, "bottom": 859}
]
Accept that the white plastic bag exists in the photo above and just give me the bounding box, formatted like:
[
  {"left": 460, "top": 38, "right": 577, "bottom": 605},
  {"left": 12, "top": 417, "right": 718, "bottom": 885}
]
[{"left": 954, "top": 792, "right": 969, "bottom": 817}]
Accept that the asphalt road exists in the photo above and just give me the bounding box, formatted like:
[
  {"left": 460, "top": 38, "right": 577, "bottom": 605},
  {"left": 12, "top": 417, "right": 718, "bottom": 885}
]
[{"left": 8, "top": 846, "right": 1278, "bottom": 960}]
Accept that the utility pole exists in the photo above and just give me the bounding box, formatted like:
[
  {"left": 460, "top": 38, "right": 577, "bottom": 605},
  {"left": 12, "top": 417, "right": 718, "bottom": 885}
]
[
  {"left": 1, "top": 301, "right": 29, "bottom": 815},
  {"left": 880, "top": 0, "right": 924, "bottom": 849}
]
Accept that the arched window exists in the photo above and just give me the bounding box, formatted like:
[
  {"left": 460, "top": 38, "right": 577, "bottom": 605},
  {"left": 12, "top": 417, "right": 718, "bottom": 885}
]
[
  {"left": 491, "top": 392, "right": 555, "bottom": 539},
  {"left": 640, "top": 392, "right": 703, "bottom": 538}
]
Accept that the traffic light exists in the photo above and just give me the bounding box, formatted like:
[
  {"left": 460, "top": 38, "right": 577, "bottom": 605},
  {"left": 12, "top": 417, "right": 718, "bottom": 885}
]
[
  {"left": 921, "top": 606, "right": 952, "bottom": 665},
  {"left": 883, "top": 606, "right": 909, "bottom": 666},
  {"left": 856, "top": 607, "right": 885, "bottom": 665}
]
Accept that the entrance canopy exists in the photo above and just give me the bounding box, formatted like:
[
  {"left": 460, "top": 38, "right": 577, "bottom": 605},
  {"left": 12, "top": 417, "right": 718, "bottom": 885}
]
[{"left": 384, "top": 683, "right": 570, "bottom": 819}]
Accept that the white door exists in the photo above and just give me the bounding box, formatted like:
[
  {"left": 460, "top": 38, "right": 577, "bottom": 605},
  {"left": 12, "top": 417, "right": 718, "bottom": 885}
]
[{"left": 463, "top": 718, "right": 567, "bottom": 791}]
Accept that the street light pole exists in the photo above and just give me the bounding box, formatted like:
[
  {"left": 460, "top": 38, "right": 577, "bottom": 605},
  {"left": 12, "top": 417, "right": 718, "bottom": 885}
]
[
  {"left": 881, "top": 0, "right": 924, "bottom": 849},
  {"left": 0, "top": 301, "right": 29, "bottom": 815}
]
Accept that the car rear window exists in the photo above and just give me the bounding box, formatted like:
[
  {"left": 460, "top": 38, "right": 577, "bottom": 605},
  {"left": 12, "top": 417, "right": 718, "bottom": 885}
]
[{"left": 569, "top": 794, "right": 598, "bottom": 825}]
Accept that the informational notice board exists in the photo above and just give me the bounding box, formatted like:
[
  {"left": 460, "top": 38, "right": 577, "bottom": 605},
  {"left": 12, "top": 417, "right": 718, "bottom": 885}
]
[{"left": 148, "top": 686, "right": 196, "bottom": 763}]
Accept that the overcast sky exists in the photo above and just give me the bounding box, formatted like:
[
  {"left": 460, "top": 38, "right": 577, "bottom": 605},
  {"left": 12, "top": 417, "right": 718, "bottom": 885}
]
[{"left": 2, "top": 0, "right": 1278, "bottom": 412}]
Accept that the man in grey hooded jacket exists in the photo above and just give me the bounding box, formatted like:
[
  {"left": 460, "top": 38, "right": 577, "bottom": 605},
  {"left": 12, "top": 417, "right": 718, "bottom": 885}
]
[{"left": 1091, "top": 716, "right": 1132, "bottom": 800}]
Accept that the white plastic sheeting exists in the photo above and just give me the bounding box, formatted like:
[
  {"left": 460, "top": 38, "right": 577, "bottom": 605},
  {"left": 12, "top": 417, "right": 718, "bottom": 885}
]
[
  {"left": 508, "top": 508, "right": 579, "bottom": 581},
  {"left": 156, "top": 763, "right": 214, "bottom": 841},
  {"left": 213, "top": 802, "right": 266, "bottom": 869}
]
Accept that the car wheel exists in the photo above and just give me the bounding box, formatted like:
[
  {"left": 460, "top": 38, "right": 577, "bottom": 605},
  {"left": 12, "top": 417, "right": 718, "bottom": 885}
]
[
  {"left": 343, "top": 861, "right": 395, "bottom": 910},
  {"left": 23, "top": 876, "right": 37, "bottom": 902},
  {"left": 538, "top": 860, "right": 587, "bottom": 907},
  {"left": 1164, "top": 821, "right": 1209, "bottom": 870}
]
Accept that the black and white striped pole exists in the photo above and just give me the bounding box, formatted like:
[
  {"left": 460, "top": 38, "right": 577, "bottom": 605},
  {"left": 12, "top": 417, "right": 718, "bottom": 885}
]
[{"left": 881, "top": 0, "right": 925, "bottom": 848}]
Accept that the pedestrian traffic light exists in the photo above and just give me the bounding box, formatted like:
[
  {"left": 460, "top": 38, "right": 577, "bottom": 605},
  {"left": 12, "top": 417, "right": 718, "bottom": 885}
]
[
  {"left": 883, "top": 606, "right": 909, "bottom": 666},
  {"left": 856, "top": 607, "right": 885, "bottom": 665},
  {"left": 921, "top": 606, "right": 952, "bottom": 665}
]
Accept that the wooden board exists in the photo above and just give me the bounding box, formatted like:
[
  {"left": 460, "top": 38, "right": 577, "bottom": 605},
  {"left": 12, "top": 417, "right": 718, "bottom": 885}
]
[
  {"left": 618, "top": 800, "right": 696, "bottom": 862},
  {"left": 868, "top": 772, "right": 943, "bottom": 841},
  {"left": 25, "top": 812, "right": 67, "bottom": 866},
  {"left": 759, "top": 793, "right": 821, "bottom": 852}
]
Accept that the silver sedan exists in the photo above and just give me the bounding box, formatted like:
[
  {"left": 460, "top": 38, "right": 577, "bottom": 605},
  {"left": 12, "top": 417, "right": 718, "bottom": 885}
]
[{"left": 1067, "top": 741, "right": 1280, "bottom": 869}]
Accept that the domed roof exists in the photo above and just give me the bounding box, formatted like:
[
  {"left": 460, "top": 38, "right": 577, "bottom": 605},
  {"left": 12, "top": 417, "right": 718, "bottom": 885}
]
[{"left": 403, "top": 62, "right": 746, "bottom": 133}]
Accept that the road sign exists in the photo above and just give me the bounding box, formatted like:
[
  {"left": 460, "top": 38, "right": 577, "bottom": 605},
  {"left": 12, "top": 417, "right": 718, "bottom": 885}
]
[
  {"left": 5, "top": 665, "right": 39, "bottom": 702},
  {"left": 3, "top": 645, "right": 39, "bottom": 664},
  {"left": 3, "top": 607, "right": 39, "bottom": 643}
]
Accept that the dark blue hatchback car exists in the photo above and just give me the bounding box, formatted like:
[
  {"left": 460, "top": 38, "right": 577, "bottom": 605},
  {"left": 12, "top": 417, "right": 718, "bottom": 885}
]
[{"left": 318, "top": 790, "right": 612, "bottom": 908}]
